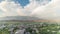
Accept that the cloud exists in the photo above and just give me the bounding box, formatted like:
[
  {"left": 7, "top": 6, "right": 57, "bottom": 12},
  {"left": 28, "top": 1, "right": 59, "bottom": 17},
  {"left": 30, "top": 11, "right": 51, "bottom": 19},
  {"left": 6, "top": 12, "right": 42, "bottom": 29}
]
[
  {"left": 29, "top": 0, "right": 60, "bottom": 20},
  {"left": 24, "top": 0, "right": 52, "bottom": 16},
  {"left": 0, "top": 0, "right": 60, "bottom": 20},
  {"left": 0, "top": 0, "right": 52, "bottom": 17},
  {"left": 0, "top": 0, "right": 26, "bottom": 17},
  {"left": 24, "top": 0, "right": 38, "bottom": 16}
]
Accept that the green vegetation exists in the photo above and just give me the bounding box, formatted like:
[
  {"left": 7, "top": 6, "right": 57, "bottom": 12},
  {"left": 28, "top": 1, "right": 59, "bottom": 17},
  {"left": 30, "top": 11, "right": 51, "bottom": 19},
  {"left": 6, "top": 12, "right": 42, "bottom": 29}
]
[{"left": 0, "top": 21, "right": 60, "bottom": 34}]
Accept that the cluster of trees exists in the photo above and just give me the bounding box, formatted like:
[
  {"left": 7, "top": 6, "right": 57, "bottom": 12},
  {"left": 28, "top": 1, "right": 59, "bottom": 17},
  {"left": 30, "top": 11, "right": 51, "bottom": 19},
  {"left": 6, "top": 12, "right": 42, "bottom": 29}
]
[
  {"left": 24, "top": 23, "right": 60, "bottom": 34},
  {"left": 0, "top": 22, "right": 60, "bottom": 34}
]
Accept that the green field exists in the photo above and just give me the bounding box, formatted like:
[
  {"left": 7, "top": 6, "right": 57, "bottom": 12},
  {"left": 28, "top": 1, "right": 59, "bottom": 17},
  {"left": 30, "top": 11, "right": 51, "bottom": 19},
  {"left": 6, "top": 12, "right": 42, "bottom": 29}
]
[{"left": 0, "top": 21, "right": 60, "bottom": 34}]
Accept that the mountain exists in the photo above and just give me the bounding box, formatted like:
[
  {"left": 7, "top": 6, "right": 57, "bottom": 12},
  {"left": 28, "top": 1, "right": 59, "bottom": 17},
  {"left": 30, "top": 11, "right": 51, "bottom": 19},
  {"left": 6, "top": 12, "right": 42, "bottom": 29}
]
[
  {"left": 0, "top": 16, "right": 57, "bottom": 22},
  {"left": 0, "top": 16, "right": 53, "bottom": 22},
  {"left": 0, "top": 16, "right": 40, "bottom": 21}
]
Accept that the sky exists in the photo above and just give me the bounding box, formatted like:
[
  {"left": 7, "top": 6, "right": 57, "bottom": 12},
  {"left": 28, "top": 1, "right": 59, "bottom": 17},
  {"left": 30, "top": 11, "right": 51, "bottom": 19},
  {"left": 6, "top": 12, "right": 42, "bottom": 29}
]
[
  {"left": 14, "top": 0, "right": 29, "bottom": 7},
  {"left": 0, "top": 0, "right": 60, "bottom": 20},
  {"left": 0, "top": 0, "right": 29, "bottom": 7}
]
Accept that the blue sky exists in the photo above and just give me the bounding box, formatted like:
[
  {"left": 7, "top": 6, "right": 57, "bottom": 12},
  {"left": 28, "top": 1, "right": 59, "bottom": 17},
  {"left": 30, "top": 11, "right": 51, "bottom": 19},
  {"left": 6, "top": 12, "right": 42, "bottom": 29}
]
[
  {"left": 0, "top": 0, "right": 29, "bottom": 7},
  {"left": 14, "top": 0, "right": 51, "bottom": 6},
  {"left": 14, "top": 0, "right": 29, "bottom": 7},
  {"left": 0, "top": 0, "right": 51, "bottom": 7}
]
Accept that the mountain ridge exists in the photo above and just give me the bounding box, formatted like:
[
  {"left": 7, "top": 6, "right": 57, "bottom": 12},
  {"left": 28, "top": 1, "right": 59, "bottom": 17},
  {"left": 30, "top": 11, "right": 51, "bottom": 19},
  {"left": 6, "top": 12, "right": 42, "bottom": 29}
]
[{"left": 0, "top": 16, "right": 41, "bottom": 20}]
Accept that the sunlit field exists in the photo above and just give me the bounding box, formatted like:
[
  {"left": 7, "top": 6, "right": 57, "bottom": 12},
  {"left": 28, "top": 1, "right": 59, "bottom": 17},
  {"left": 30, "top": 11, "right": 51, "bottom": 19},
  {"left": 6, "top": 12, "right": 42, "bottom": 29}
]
[{"left": 0, "top": 21, "right": 60, "bottom": 34}]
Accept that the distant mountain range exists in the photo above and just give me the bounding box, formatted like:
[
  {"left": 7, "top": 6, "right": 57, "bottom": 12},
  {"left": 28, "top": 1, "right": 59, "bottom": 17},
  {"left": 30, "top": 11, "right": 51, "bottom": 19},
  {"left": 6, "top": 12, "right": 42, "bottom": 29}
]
[
  {"left": 0, "top": 16, "right": 40, "bottom": 21},
  {"left": 0, "top": 16, "right": 55, "bottom": 22}
]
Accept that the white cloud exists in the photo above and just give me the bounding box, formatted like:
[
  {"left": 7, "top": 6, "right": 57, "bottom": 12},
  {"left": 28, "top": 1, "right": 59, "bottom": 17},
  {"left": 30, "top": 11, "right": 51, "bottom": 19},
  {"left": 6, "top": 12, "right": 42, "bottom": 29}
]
[
  {"left": 29, "top": 0, "right": 60, "bottom": 20},
  {"left": 24, "top": 0, "right": 38, "bottom": 16},
  {"left": 0, "top": 0, "right": 60, "bottom": 20},
  {"left": 0, "top": 0, "right": 26, "bottom": 17},
  {"left": 24, "top": 0, "right": 51, "bottom": 16},
  {"left": 0, "top": 0, "right": 52, "bottom": 17}
]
